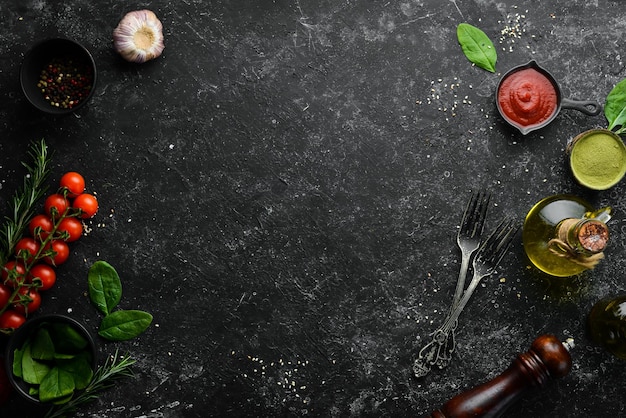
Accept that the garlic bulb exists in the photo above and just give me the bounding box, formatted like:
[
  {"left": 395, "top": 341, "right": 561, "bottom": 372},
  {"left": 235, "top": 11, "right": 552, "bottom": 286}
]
[{"left": 113, "top": 10, "right": 164, "bottom": 63}]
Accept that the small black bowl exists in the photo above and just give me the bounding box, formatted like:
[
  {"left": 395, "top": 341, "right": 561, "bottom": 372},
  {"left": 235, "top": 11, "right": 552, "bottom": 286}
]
[
  {"left": 20, "top": 38, "right": 97, "bottom": 115},
  {"left": 4, "top": 314, "right": 97, "bottom": 403}
]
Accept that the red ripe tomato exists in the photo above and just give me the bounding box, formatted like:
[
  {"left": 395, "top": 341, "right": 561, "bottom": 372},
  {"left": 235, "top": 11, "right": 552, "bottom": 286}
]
[
  {"left": 59, "top": 171, "right": 85, "bottom": 198},
  {"left": 28, "top": 264, "right": 56, "bottom": 291},
  {"left": 42, "top": 240, "right": 70, "bottom": 266},
  {"left": 12, "top": 287, "right": 41, "bottom": 316},
  {"left": 0, "top": 284, "right": 12, "bottom": 307},
  {"left": 1, "top": 261, "right": 26, "bottom": 287},
  {"left": 72, "top": 193, "right": 98, "bottom": 219},
  {"left": 44, "top": 193, "right": 69, "bottom": 218},
  {"left": 14, "top": 237, "right": 41, "bottom": 264},
  {"left": 28, "top": 214, "right": 54, "bottom": 240},
  {"left": 57, "top": 217, "right": 83, "bottom": 242},
  {"left": 0, "top": 310, "right": 26, "bottom": 330}
]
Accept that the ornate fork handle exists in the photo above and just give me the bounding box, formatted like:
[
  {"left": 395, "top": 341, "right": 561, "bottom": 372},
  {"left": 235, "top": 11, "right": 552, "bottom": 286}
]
[{"left": 413, "top": 218, "right": 518, "bottom": 378}]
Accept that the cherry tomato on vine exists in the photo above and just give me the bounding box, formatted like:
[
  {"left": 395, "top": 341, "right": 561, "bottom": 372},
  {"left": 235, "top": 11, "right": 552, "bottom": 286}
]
[
  {"left": 0, "top": 284, "right": 12, "bottom": 307},
  {"left": 0, "top": 310, "right": 25, "bottom": 330},
  {"left": 72, "top": 193, "right": 98, "bottom": 219},
  {"left": 28, "top": 214, "right": 54, "bottom": 240},
  {"left": 28, "top": 264, "right": 56, "bottom": 291},
  {"left": 42, "top": 240, "right": 70, "bottom": 266},
  {"left": 12, "top": 287, "right": 41, "bottom": 316},
  {"left": 1, "top": 261, "right": 26, "bottom": 287},
  {"left": 57, "top": 217, "right": 83, "bottom": 242},
  {"left": 44, "top": 193, "right": 69, "bottom": 218},
  {"left": 14, "top": 237, "right": 41, "bottom": 264},
  {"left": 59, "top": 171, "right": 85, "bottom": 198}
]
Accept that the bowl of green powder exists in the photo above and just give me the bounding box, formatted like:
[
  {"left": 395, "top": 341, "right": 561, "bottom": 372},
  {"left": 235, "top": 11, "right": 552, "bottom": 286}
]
[{"left": 568, "top": 129, "right": 626, "bottom": 190}]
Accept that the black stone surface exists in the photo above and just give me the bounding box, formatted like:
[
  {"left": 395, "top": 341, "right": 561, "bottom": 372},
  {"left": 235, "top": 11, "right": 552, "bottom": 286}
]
[{"left": 0, "top": 1, "right": 625, "bottom": 417}]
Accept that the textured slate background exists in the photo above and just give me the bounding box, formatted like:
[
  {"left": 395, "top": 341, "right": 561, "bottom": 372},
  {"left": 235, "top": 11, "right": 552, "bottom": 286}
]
[{"left": 1, "top": 0, "right": 626, "bottom": 417}]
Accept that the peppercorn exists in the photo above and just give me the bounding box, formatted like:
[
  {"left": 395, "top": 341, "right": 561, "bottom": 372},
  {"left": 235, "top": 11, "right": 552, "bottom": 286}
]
[{"left": 36, "top": 56, "right": 93, "bottom": 110}]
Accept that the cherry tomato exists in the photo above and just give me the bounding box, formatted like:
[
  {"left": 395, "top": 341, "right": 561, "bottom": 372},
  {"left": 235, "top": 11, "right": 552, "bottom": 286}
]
[
  {"left": 0, "top": 284, "right": 12, "bottom": 307},
  {"left": 14, "top": 237, "right": 41, "bottom": 264},
  {"left": 0, "top": 357, "right": 13, "bottom": 405},
  {"left": 59, "top": 171, "right": 85, "bottom": 198},
  {"left": 42, "top": 240, "right": 70, "bottom": 266},
  {"left": 28, "top": 264, "right": 56, "bottom": 291},
  {"left": 28, "top": 214, "right": 54, "bottom": 240},
  {"left": 72, "top": 193, "right": 98, "bottom": 219},
  {"left": 12, "top": 287, "right": 41, "bottom": 316},
  {"left": 57, "top": 217, "right": 83, "bottom": 242},
  {"left": 1, "top": 261, "right": 26, "bottom": 287},
  {"left": 44, "top": 193, "right": 69, "bottom": 218},
  {"left": 0, "top": 310, "right": 26, "bottom": 330}
]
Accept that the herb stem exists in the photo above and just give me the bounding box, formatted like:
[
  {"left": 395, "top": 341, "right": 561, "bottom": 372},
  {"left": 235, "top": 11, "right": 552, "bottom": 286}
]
[
  {"left": 44, "top": 350, "right": 136, "bottom": 418},
  {"left": 0, "top": 139, "right": 51, "bottom": 266}
]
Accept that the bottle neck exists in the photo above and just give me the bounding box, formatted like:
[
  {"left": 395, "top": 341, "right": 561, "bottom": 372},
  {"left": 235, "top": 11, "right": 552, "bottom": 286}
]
[{"left": 556, "top": 218, "right": 609, "bottom": 255}]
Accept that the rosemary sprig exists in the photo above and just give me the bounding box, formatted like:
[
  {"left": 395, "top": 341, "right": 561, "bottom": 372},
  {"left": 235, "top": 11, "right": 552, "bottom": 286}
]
[
  {"left": 0, "top": 139, "right": 51, "bottom": 266},
  {"left": 44, "top": 350, "right": 136, "bottom": 418}
]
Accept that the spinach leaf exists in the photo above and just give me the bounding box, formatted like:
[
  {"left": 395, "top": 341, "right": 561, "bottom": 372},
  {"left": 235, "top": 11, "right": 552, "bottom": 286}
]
[
  {"left": 457, "top": 23, "right": 497, "bottom": 73},
  {"left": 39, "top": 367, "right": 76, "bottom": 403},
  {"left": 98, "top": 310, "right": 153, "bottom": 341},
  {"left": 32, "top": 328, "right": 55, "bottom": 360},
  {"left": 12, "top": 347, "right": 24, "bottom": 378},
  {"left": 50, "top": 323, "right": 88, "bottom": 353},
  {"left": 58, "top": 352, "right": 93, "bottom": 390},
  {"left": 21, "top": 342, "right": 51, "bottom": 385},
  {"left": 88, "top": 260, "right": 122, "bottom": 316},
  {"left": 605, "top": 78, "right": 626, "bottom": 134}
]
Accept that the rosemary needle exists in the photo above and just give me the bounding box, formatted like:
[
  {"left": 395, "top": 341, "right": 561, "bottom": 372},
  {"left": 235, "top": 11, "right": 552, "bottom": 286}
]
[
  {"left": 44, "top": 350, "right": 136, "bottom": 418},
  {"left": 0, "top": 139, "right": 51, "bottom": 266}
]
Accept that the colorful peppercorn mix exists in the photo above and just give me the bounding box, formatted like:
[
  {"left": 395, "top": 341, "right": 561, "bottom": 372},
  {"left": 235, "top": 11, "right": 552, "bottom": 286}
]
[{"left": 37, "top": 57, "right": 93, "bottom": 110}]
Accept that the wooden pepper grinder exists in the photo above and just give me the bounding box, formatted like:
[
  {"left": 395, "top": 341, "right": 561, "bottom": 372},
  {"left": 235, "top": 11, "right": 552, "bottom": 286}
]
[{"left": 424, "top": 334, "right": 573, "bottom": 418}]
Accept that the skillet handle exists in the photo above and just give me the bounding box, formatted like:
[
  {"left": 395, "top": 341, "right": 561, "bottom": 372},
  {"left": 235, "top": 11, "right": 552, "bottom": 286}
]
[{"left": 561, "top": 98, "right": 602, "bottom": 116}]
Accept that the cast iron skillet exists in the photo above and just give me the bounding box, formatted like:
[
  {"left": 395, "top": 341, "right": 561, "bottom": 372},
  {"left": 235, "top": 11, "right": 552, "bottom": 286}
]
[{"left": 496, "top": 60, "right": 601, "bottom": 135}]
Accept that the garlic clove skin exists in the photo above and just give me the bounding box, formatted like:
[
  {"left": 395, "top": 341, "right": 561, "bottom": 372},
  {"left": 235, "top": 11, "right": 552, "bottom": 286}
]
[{"left": 113, "top": 10, "right": 164, "bottom": 63}]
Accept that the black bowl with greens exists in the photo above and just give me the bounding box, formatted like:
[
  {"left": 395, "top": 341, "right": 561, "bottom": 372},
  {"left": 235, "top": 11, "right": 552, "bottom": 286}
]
[{"left": 4, "top": 314, "right": 97, "bottom": 404}]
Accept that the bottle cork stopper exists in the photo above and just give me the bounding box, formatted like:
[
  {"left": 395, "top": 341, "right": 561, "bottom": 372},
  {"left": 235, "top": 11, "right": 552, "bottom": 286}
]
[{"left": 577, "top": 220, "right": 608, "bottom": 253}]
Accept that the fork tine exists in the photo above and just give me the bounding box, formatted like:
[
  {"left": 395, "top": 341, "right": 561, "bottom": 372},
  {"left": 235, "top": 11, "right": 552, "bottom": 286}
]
[
  {"left": 460, "top": 191, "right": 490, "bottom": 237},
  {"left": 477, "top": 217, "right": 519, "bottom": 268},
  {"left": 459, "top": 192, "right": 479, "bottom": 235},
  {"left": 471, "top": 192, "right": 491, "bottom": 237}
]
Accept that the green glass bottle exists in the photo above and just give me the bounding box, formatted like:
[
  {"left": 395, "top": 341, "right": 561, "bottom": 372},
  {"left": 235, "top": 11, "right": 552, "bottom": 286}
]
[
  {"left": 522, "top": 194, "right": 611, "bottom": 277},
  {"left": 589, "top": 295, "right": 626, "bottom": 360}
]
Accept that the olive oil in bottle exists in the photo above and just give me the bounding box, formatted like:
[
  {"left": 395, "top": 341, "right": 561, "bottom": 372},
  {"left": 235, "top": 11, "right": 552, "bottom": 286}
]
[
  {"left": 522, "top": 194, "right": 611, "bottom": 277},
  {"left": 589, "top": 295, "right": 626, "bottom": 360}
]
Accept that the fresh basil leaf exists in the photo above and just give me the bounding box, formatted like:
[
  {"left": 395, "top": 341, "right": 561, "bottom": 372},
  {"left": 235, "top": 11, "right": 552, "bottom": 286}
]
[
  {"left": 457, "top": 23, "right": 497, "bottom": 73},
  {"left": 21, "top": 342, "right": 51, "bottom": 385},
  {"left": 31, "top": 328, "right": 55, "bottom": 360},
  {"left": 98, "top": 310, "right": 153, "bottom": 341},
  {"left": 39, "top": 367, "right": 75, "bottom": 404},
  {"left": 605, "top": 78, "right": 626, "bottom": 133},
  {"left": 58, "top": 353, "right": 93, "bottom": 390},
  {"left": 50, "top": 323, "right": 88, "bottom": 353},
  {"left": 88, "top": 260, "right": 122, "bottom": 316}
]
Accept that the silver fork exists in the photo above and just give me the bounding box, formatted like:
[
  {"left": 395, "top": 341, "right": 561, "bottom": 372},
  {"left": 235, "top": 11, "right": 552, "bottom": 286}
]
[
  {"left": 413, "top": 217, "right": 519, "bottom": 378},
  {"left": 452, "top": 191, "right": 490, "bottom": 309},
  {"left": 437, "top": 192, "right": 490, "bottom": 370}
]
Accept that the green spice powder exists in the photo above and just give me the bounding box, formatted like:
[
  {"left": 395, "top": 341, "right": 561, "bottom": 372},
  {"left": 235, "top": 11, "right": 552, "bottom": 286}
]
[{"left": 571, "top": 132, "right": 626, "bottom": 189}]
